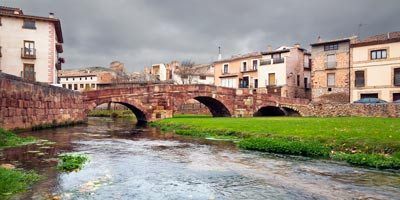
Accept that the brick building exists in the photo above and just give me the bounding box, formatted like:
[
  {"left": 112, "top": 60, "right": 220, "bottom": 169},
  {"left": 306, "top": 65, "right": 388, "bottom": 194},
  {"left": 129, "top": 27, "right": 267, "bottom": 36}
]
[
  {"left": 0, "top": 6, "right": 64, "bottom": 84},
  {"left": 350, "top": 31, "right": 400, "bottom": 102},
  {"left": 310, "top": 36, "right": 357, "bottom": 103}
]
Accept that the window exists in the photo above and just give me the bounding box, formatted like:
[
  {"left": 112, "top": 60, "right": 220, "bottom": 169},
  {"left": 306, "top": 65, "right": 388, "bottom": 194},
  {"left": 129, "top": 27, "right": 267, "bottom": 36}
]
[
  {"left": 304, "top": 77, "right": 309, "bottom": 89},
  {"left": 91, "top": 84, "right": 95, "bottom": 88},
  {"left": 326, "top": 54, "right": 336, "bottom": 68},
  {"left": 239, "top": 77, "right": 249, "bottom": 88},
  {"left": 0, "top": 17, "right": 2, "bottom": 26},
  {"left": 85, "top": 77, "right": 87, "bottom": 80},
  {"left": 23, "top": 20, "right": 36, "bottom": 29},
  {"left": 223, "top": 64, "right": 229, "bottom": 74},
  {"left": 254, "top": 79, "right": 258, "bottom": 88},
  {"left": 22, "top": 64, "right": 35, "bottom": 81},
  {"left": 327, "top": 73, "right": 335, "bottom": 87},
  {"left": 23, "top": 41, "right": 35, "bottom": 57},
  {"left": 80, "top": 77, "right": 82, "bottom": 80},
  {"left": 268, "top": 73, "right": 276, "bottom": 86},
  {"left": 393, "top": 93, "right": 400, "bottom": 102},
  {"left": 272, "top": 53, "right": 281, "bottom": 59},
  {"left": 221, "top": 78, "right": 236, "bottom": 88},
  {"left": 324, "top": 43, "right": 338, "bottom": 51},
  {"left": 394, "top": 68, "right": 400, "bottom": 86},
  {"left": 242, "top": 62, "right": 247, "bottom": 72},
  {"left": 252, "top": 60, "right": 258, "bottom": 70},
  {"left": 62, "top": 84, "right": 66, "bottom": 88},
  {"left": 74, "top": 84, "right": 78, "bottom": 90},
  {"left": 85, "top": 84, "right": 89, "bottom": 88},
  {"left": 297, "top": 75, "right": 300, "bottom": 86},
  {"left": 72, "top": 78, "right": 75, "bottom": 81},
  {"left": 371, "top": 49, "right": 387, "bottom": 60},
  {"left": 80, "top": 84, "right": 84, "bottom": 88},
  {"left": 68, "top": 84, "right": 72, "bottom": 89},
  {"left": 66, "top": 78, "right": 68, "bottom": 81},
  {"left": 200, "top": 76, "right": 206, "bottom": 80},
  {"left": 361, "top": 93, "right": 378, "bottom": 99},
  {"left": 91, "top": 77, "right": 93, "bottom": 80},
  {"left": 355, "top": 71, "right": 365, "bottom": 87}
]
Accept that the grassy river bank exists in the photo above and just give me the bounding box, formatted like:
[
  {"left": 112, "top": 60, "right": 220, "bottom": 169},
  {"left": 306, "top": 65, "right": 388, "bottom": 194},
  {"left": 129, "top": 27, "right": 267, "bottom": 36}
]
[{"left": 151, "top": 115, "right": 400, "bottom": 169}]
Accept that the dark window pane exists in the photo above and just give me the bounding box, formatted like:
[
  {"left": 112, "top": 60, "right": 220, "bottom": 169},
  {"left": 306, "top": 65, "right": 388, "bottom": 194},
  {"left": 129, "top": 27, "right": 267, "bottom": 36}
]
[
  {"left": 395, "top": 68, "right": 400, "bottom": 86},
  {"left": 371, "top": 51, "right": 376, "bottom": 59},
  {"left": 355, "top": 71, "right": 365, "bottom": 87},
  {"left": 382, "top": 50, "right": 387, "bottom": 58}
]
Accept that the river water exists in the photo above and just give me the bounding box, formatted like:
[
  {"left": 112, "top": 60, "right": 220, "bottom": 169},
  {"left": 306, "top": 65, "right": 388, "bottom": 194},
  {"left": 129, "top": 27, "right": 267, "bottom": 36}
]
[{"left": 1, "top": 117, "right": 400, "bottom": 200}]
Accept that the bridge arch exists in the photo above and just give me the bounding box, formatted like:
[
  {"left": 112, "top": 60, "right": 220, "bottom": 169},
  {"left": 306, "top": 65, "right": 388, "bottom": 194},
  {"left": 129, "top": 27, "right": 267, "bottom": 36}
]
[
  {"left": 254, "top": 105, "right": 301, "bottom": 116},
  {"left": 86, "top": 98, "right": 148, "bottom": 125},
  {"left": 193, "top": 96, "right": 231, "bottom": 117}
]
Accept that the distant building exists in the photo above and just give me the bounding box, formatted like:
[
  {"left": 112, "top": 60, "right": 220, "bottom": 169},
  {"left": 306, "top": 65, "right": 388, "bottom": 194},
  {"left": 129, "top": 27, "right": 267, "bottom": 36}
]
[
  {"left": 0, "top": 6, "right": 64, "bottom": 84},
  {"left": 310, "top": 36, "right": 357, "bottom": 103},
  {"left": 213, "top": 52, "right": 261, "bottom": 88},
  {"left": 259, "top": 44, "right": 311, "bottom": 98},
  {"left": 350, "top": 31, "right": 400, "bottom": 102},
  {"left": 58, "top": 62, "right": 131, "bottom": 92}
]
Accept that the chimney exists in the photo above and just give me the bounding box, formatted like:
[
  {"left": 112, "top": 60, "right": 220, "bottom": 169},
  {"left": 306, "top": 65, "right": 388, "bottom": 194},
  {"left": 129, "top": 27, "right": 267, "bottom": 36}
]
[
  {"left": 267, "top": 45, "right": 272, "bottom": 52},
  {"left": 49, "top": 12, "right": 54, "bottom": 18},
  {"left": 217, "top": 46, "right": 222, "bottom": 61},
  {"left": 388, "top": 32, "right": 390, "bottom": 39},
  {"left": 317, "top": 36, "right": 322, "bottom": 43},
  {"left": 294, "top": 43, "right": 301, "bottom": 48}
]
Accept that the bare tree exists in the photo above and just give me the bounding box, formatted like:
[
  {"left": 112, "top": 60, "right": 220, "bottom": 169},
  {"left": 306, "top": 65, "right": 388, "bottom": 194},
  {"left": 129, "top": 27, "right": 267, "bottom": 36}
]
[{"left": 176, "top": 60, "right": 196, "bottom": 84}]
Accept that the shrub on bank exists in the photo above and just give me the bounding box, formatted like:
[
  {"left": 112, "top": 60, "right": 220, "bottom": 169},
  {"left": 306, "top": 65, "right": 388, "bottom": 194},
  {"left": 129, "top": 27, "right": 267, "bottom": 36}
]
[
  {"left": 238, "top": 138, "right": 330, "bottom": 158},
  {"left": 0, "top": 167, "right": 43, "bottom": 198},
  {"left": 331, "top": 152, "right": 400, "bottom": 169}
]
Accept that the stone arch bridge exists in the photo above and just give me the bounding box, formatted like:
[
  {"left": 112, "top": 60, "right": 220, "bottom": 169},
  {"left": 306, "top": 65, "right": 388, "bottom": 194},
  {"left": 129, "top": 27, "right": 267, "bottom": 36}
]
[{"left": 83, "top": 84, "right": 310, "bottom": 123}]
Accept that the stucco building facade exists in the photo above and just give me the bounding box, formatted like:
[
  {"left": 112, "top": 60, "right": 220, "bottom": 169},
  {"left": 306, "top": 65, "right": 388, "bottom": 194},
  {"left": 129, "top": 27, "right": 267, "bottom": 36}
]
[
  {"left": 0, "top": 6, "right": 64, "bottom": 84},
  {"left": 350, "top": 32, "right": 400, "bottom": 102}
]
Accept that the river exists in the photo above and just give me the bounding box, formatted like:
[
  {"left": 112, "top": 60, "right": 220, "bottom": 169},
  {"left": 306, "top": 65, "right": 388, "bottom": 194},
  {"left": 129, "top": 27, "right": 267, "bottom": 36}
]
[{"left": 1, "top": 117, "right": 400, "bottom": 200}]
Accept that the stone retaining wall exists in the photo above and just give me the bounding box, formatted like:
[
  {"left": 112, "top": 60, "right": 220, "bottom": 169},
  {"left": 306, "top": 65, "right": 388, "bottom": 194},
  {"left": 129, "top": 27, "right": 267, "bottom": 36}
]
[
  {"left": 302, "top": 103, "right": 400, "bottom": 117},
  {"left": 0, "top": 73, "right": 87, "bottom": 130}
]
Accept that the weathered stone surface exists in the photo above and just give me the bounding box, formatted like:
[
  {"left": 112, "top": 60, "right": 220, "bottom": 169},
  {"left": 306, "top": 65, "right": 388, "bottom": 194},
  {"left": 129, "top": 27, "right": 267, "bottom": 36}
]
[{"left": 0, "top": 73, "right": 87, "bottom": 130}]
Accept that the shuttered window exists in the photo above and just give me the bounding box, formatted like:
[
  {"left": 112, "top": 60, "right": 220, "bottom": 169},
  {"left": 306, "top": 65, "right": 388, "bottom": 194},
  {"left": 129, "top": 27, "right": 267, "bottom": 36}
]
[
  {"left": 395, "top": 68, "right": 400, "bottom": 86},
  {"left": 355, "top": 71, "right": 365, "bottom": 87},
  {"left": 327, "top": 73, "right": 335, "bottom": 87}
]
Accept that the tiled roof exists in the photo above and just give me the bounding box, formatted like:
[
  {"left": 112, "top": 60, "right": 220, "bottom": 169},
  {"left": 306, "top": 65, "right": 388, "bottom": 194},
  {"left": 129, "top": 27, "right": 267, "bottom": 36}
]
[
  {"left": 214, "top": 52, "right": 261, "bottom": 63},
  {"left": 353, "top": 31, "right": 400, "bottom": 45},
  {"left": 310, "top": 36, "right": 357, "bottom": 46}
]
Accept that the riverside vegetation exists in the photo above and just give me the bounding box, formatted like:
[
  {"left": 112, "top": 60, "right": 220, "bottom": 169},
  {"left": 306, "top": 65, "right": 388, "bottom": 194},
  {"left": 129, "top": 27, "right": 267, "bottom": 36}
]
[
  {"left": 151, "top": 115, "right": 400, "bottom": 169},
  {"left": 0, "top": 128, "right": 42, "bottom": 198}
]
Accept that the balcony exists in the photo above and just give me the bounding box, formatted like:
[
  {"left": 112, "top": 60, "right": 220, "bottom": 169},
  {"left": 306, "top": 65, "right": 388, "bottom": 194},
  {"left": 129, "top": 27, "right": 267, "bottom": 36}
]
[
  {"left": 325, "top": 61, "right": 337, "bottom": 69},
  {"left": 21, "top": 48, "right": 36, "bottom": 59},
  {"left": 260, "top": 58, "right": 285, "bottom": 65},
  {"left": 265, "top": 80, "right": 278, "bottom": 87},
  {"left": 21, "top": 71, "right": 36, "bottom": 81}
]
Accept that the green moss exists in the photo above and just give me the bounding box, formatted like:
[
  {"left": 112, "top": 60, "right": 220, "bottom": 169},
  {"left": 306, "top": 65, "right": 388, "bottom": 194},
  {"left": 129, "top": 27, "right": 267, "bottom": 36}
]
[
  {"left": 57, "top": 154, "right": 89, "bottom": 172},
  {"left": 0, "top": 167, "right": 43, "bottom": 199},
  {"left": 0, "top": 128, "right": 36, "bottom": 150}
]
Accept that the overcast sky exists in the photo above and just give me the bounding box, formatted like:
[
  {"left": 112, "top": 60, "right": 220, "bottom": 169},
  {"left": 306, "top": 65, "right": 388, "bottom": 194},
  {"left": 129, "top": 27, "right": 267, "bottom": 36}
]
[{"left": 2, "top": 0, "right": 400, "bottom": 72}]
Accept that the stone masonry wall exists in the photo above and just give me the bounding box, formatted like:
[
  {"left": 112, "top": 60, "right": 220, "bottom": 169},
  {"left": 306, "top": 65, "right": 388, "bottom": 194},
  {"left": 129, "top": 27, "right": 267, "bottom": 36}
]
[{"left": 0, "top": 73, "right": 87, "bottom": 130}]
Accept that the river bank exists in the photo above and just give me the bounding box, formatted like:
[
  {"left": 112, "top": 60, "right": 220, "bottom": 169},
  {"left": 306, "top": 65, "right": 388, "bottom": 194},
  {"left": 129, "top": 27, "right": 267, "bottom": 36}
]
[{"left": 151, "top": 115, "right": 400, "bottom": 169}]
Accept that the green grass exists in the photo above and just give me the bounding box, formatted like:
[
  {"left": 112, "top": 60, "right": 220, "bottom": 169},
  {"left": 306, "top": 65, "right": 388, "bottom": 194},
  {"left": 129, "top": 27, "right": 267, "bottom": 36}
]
[
  {"left": 153, "top": 116, "right": 400, "bottom": 169},
  {"left": 0, "top": 128, "right": 37, "bottom": 150},
  {"left": 88, "top": 110, "right": 136, "bottom": 119},
  {"left": 0, "top": 167, "right": 43, "bottom": 199},
  {"left": 57, "top": 154, "right": 89, "bottom": 172}
]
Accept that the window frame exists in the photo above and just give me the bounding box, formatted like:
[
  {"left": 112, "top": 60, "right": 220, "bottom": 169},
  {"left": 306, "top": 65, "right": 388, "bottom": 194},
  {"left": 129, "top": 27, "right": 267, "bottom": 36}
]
[
  {"left": 355, "top": 70, "right": 365, "bottom": 87},
  {"left": 394, "top": 68, "right": 400, "bottom": 86},
  {"left": 370, "top": 49, "right": 387, "bottom": 60},
  {"left": 242, "top": 61, "right": 247, "bottom": 72},
  {"left": 22, "top": 19, "right": 36, "bottom": 29},
  {"left": 324, "top": 43, "right": 339, "bottom": 51},
  {"left": 223, "top": 63, "right": 229, "bottom": 74},
  {"left": 327, "top": 73, "right": 335, "bottom": 87}
]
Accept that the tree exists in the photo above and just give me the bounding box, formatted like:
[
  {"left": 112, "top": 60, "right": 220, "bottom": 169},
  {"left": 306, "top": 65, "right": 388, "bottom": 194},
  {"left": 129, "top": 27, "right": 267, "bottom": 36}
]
[{"left": 176, "top": 60, "right": 196, "bottom": 84}]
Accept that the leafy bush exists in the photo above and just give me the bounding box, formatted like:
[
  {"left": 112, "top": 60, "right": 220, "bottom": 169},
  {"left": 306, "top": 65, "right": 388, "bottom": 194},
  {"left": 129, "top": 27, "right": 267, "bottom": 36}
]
[
  {"left": 57, "top": 154, "right": 89, "bottom": 172},
  {"left": 238, "top": 138, "right": 330, "bottom": 158},
  {"left": 331, "top": 152, "right": 400, "bottom": 169},
  {"left": 0, "top": 168, "right": 43, "bottom": 198}
]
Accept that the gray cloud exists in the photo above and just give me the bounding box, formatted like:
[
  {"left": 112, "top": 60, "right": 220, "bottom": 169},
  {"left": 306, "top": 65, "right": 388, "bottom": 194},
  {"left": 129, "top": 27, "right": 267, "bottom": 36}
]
[{"left": 2, "top": 0, "right": 400, "bottom": 72}]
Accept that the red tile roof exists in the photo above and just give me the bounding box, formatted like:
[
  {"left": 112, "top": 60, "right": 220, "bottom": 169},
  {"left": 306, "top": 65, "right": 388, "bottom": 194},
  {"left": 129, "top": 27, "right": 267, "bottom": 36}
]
[{"left": 352, "top": 31, "right": 400, "bottom": 47}]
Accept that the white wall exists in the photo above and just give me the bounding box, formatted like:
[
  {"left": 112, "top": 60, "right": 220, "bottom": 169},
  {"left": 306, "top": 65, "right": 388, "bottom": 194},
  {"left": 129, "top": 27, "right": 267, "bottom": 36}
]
[{"left": 0, "top": 16, "right": 57, "bottom": 83}]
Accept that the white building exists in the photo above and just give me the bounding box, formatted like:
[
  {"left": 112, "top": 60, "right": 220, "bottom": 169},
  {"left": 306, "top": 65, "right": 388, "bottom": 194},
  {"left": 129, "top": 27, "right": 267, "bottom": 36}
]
[{"left": 0, "top": 6, "right": 64, "bottom": 84}]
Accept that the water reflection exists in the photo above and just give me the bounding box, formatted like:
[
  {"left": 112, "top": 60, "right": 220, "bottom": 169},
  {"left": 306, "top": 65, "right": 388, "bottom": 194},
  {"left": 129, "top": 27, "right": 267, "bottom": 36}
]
[{"left": 1, "top": 117, "right": 399, "bottom": 200}]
